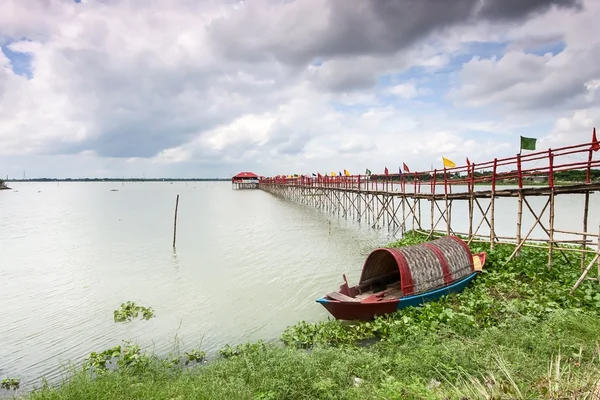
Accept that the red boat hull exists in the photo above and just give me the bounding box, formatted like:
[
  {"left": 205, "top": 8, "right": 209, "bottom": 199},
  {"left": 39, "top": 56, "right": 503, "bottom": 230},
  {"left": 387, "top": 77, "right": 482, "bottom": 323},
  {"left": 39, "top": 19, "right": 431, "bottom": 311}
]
[{"left": 318, "top": 298, "right": 400, "bottom": 321}]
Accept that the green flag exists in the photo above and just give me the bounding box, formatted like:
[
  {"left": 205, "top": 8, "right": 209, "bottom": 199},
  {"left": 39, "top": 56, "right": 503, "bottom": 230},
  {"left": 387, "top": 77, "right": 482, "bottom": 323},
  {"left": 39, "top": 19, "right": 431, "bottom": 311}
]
[
  {"left": 365, "top": 168, "right": 372, "bottom": 175},
  {"left": 520, "top": 136, "right": 537, "bottom": 151}
]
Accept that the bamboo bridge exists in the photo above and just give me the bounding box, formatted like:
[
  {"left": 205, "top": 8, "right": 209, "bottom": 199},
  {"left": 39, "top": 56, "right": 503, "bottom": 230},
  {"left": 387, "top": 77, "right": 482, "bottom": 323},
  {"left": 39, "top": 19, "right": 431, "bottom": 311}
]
[{"left": 258, "top": 140, "right": 600, "bottom": 290}]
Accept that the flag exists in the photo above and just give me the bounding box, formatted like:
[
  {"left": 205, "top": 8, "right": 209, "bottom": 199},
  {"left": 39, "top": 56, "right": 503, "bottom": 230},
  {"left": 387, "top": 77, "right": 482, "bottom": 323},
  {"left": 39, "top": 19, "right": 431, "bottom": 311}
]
[
  {"left": 331, "top": 172, "right": 336, "bottom": 176},
  {"left": 592, "top": 127, "right": 600, "bottom": 152},
  {"left": 338, "top": 171, "right": 342, "bottom": 176},
  {"left": 403, "top": 163, "right": 410, "bottom": 173},
  {"left": 466, "top": 157, "right": 471, "bottom": 166},
  {"left": 365, "top": 168, "right": 371, "bottom": 175},
  {"left": 384, "top": 167, "right": 389, "bottom": 175},
  {"left": 318, "top": 173, "right": 322, "bottom": 178},
  {"left": 442, "top": 156, "right": 456, "bottom": 168},
  {"left": 520, "top": 136, "right": 537, "bottom": 151},
  {"left": 344, "top": 169, "right": 350, "bottom": 177},
  {"left": 398, "top": 166, "right": 402, "bottom": 175},
  {"left": 312, "top": 173, "right": 316, "bottom": 177}
]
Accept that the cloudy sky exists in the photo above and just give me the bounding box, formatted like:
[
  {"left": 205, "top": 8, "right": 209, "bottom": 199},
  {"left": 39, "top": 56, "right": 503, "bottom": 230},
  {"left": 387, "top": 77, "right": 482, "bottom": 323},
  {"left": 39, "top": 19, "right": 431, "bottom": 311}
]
[{"left": 1, "top": 0, "right": 599, "bottom": 179}]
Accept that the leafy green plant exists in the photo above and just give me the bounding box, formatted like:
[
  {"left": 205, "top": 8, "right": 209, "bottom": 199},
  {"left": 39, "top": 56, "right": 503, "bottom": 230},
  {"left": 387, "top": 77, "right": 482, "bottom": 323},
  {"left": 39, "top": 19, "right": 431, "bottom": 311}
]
[
  {"left": 184, "top": 349, "right": 206, "bottom": 365},
  {"left": 113, "top": 301, "right": 155, "bottom": 323},
  {"left": 83, "top": 341, "right": 153, "bottom": 375},
  {"left": 218, "top": 340, "right": 268, "bottom": 358},
  {"left": 1, "top": 377, "right": 20, "bottom": 390}
]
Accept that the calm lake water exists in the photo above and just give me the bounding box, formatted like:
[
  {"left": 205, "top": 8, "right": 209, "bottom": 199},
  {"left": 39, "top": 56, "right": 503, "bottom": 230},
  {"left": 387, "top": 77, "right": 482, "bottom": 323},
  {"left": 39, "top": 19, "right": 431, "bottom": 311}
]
[
  {"left": 1, "top": 181, "right": 598, "bottom": 392},
  {"left": 0, "top": 181, "right": 392, "bottom": 391}
]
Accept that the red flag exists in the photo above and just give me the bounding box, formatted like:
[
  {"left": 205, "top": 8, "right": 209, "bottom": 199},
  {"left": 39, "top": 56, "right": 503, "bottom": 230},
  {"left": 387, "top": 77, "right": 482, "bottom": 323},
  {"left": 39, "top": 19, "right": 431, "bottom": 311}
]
[
  {"left": 384, "top": 167, "right": 389, "bottom": 175},
  {"left": 466, "top": 157, "right": 471, "bottom": 166},
  {"left": 592, "top": 127, "right": 600, "bottom": 152},
  {"left": 403, "top": 163, "right": 410, "bottom": 173}
]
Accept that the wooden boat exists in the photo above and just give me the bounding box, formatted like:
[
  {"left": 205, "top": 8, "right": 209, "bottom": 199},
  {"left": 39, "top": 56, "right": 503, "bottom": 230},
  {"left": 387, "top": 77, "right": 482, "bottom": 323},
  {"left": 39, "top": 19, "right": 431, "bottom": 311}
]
[{"left": 316, "top": 235, "right": 486, "bottom": 321}]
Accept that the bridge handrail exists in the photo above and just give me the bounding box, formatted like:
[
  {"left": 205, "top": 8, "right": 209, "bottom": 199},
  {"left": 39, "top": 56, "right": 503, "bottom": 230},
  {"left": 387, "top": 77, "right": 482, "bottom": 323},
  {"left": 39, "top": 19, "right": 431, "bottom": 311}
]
[{"left": 259, "top": 140, "right": 600, "bottom": 193}]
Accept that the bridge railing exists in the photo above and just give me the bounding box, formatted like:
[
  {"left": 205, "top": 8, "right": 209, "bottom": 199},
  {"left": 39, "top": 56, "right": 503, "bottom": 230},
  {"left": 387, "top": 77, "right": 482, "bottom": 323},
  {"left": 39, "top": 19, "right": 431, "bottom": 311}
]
[{"left": 259, "top": 140, "right": 600, "bottom": 194}]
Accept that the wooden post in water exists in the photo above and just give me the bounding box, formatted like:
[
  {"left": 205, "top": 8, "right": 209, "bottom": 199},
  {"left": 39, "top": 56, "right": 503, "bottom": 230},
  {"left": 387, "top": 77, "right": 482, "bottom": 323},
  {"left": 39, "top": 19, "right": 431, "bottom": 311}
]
[{"left": 173, "top": 194, "right": 180, "bottom": 248}]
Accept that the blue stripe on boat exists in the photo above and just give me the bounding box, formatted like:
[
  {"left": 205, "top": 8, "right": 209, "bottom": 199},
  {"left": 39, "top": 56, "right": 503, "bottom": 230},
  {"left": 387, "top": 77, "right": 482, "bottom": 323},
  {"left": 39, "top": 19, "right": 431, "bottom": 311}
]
[
  {"left": 315, "top": 272, "right": 477, "bottom": 308},
  {"left": 396, "top": 271, "right": 477, "bottom": 309}
]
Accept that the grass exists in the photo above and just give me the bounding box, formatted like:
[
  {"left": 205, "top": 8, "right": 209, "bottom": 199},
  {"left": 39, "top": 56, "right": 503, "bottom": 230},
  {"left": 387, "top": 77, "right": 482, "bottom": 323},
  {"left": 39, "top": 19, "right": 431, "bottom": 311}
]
[{"left": 9, "top": 231, "right": 600, "bottom": 399}]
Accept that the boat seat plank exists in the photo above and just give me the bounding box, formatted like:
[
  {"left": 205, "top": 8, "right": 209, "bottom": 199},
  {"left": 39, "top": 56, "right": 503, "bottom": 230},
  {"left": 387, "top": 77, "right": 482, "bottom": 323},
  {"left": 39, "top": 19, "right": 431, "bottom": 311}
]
[{"left": 326, "top": 292, "right": 361, "bottom": 302}]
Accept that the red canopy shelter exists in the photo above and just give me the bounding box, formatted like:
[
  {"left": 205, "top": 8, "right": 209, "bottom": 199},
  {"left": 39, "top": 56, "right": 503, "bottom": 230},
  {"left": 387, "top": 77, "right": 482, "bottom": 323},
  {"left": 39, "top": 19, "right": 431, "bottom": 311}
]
[{"left": 232, "top": 172, "right": 258, "bottom": 182}]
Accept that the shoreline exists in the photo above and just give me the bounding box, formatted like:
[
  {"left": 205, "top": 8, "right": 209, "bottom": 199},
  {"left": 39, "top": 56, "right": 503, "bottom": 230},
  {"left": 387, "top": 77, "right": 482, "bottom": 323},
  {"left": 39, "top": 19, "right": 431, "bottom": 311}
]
[{"left": 5, "top": 231, "right": 600, "bottom": 399}]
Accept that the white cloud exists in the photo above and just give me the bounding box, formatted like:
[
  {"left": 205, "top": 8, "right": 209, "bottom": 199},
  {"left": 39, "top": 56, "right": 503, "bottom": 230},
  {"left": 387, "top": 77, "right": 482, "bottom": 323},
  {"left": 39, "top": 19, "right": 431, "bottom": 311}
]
[
  {"left": 0, "top": 0, "right": 596, "bottom": 178},
  {"left": 388, "top": 81, "right": 419, "bottom": 99}
]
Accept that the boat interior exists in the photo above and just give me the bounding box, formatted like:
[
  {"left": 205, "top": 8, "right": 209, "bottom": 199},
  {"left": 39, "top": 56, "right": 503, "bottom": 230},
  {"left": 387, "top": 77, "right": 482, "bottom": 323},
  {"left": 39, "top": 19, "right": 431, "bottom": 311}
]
[{"left": 354, "top": 271, "right": 403, "bottom": 300}]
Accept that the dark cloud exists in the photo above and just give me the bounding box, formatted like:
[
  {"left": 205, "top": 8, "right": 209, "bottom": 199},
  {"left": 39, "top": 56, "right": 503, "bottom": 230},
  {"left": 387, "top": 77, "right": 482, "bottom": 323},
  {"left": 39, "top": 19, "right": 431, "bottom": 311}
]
[
  {"left": 208, "top": 0, "right": 581, "bottom": 66},
  {"left": 477, "top": 0, "right": 582, "bottom": 20}
]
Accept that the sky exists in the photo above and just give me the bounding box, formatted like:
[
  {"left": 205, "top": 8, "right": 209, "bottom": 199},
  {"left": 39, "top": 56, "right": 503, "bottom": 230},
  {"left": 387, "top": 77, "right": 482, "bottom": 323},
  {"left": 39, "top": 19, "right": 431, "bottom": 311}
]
[{"left": 1, "top": 0, "right": 599, "bottom": 179}]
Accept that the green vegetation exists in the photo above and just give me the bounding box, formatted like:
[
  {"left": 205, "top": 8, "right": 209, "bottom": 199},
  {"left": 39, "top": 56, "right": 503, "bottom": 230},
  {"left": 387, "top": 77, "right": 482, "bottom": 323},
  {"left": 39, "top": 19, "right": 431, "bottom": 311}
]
[
  {"left": 1, "top": 378, "right": 20, "bottom": 390},
  {"left": 113, "top": 301, "right": 155, "bottom": 323},
  {"left": 8, "top": 232, "right": 600, "bottom": 399}
]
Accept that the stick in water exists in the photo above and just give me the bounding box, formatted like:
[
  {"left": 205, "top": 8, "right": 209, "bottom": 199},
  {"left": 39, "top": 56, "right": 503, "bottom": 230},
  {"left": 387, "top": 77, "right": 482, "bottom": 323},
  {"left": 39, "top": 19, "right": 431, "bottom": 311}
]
[{"left": 173, "top": 194, "right": 179, "bottom": 248}]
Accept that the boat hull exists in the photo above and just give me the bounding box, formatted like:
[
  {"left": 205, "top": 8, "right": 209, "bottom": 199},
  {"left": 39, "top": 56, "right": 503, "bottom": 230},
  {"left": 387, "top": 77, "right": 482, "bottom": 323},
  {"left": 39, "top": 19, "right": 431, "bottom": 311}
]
[{"left": 316, "top": 272, "right": 478, "bottom": 321}]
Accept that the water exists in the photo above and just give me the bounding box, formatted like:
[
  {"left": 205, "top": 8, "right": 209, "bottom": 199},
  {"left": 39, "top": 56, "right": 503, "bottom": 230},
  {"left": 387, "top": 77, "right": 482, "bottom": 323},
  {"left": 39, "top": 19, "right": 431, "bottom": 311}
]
[
  {"left": 0, "top": 181, "right": 392, "bottom": 391},
  {"left": 1, "top": 181, "right": 599, "bottom": 392}
]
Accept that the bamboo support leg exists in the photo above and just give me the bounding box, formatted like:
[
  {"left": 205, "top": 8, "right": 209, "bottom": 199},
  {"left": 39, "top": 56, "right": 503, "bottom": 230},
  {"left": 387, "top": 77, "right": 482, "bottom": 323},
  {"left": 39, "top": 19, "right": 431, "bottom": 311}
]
[
  {"left": 402, "top": 195, "right": 407, "bottom": 235},
  {"left": 445, "top": 194, "right": 450, "bottom": 235},
  {"left": 582, "top": 192, "right": 590, "bottom": 271},
  {"left": 570, "top": 253, "right": 600, "bottom": 294},
  {"left": 548, "top": 191, "right": 555, "bottom": 270},
  {"left": 516, "top": 191, "right": 523, "bottom": 257},
  {"left": 468, "top": 193, "right": 474, "bottom": 241},
  {"left": 490, "top": 194, "right": 496, "bottom": 250},
  {"left": 505, "top": 198, "right": 551, "bottom": 264},
  {"left": 430, "top": 198, "right": 435, "bottom": 236}
]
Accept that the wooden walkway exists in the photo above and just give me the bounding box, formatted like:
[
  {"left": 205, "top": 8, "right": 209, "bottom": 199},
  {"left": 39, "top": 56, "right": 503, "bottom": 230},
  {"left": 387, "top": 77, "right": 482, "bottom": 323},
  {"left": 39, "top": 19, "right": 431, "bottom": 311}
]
[{"left": 258, "top": 140, "right": 600, "bottom": 288}]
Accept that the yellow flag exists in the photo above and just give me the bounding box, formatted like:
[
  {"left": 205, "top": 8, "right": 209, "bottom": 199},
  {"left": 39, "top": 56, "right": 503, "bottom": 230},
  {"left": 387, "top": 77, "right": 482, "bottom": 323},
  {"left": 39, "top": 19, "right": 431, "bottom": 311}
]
[
  {"left": 442, "top": 157, "right": 456, "bottom": 168},
  {"left": 344, "top": 169, "right": 350, "bottom": 176},
  {"left": 331, "top": 171, "right": 336, "bottom": 176}
]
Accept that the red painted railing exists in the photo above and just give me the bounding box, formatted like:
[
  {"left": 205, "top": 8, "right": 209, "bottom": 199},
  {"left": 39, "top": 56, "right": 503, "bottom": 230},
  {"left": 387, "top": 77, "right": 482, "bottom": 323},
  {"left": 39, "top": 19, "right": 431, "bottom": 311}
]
[{"left": 259, "top": 140, "right": 600, "bottom": 194}]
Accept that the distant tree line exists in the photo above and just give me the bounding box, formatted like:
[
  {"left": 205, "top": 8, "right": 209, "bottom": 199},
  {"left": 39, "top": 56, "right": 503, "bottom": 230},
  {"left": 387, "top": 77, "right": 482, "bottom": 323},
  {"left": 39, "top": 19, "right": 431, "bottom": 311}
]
[{"left": 5, "top": 177, "right": 231, "bottom": 182}]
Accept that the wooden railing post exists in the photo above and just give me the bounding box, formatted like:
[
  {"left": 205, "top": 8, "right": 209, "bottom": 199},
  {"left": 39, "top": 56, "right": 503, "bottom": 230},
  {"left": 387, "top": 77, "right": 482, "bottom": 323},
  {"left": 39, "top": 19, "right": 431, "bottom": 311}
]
[
  {"left": 548, "top": 149, "right": 554, "bottom": 188},
  {"left": 586, "top": 149, "right": 593, "bottom": 184}
]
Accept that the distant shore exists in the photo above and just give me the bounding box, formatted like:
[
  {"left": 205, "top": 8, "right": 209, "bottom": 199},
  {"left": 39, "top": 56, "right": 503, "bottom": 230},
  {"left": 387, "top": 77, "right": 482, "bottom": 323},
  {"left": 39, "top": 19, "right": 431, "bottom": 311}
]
[{"left": 4, "top": 178, "right": 230, "bottom": 183}]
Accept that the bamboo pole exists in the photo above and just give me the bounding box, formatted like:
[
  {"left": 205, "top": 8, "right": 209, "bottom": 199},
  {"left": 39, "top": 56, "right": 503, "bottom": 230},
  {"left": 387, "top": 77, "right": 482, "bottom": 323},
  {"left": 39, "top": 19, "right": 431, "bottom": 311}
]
[
  {"left": 554, "top": 228, "right": 598, "bottom": 237},
  {"left": 570, "top": 252, "right": 600, "bottom": 294},
  {"left": 516, "top": 190, "right": 523, "bottom": 257},
  {"left": 430, "top": 198, "right": 435, "bottom": 237},
  {"left": 490, "top": 158, "right": 497, "bottom": 249},
  {"left": 548, "top": 190, "right": 555, "bottom": 270},
  {"left": 418, "top": 198, "right": 422, "bottom": 230},
  {"left": 597, "top": 222, "right": 600, "bottom": 282},
  {"left": 402, "top": 194, "right": 407, "bottom": 235},
  {"left": 506, "top": 198, "right": 550, "bottom": 263},
  {"left": 582, "top": 192, "right": 590, "bottom": 271},
  {"left": 173, "top": 194, "right": 180, "bottom": 248},
  {"left": 468, "top": 191, "right": 474, "bottom": 241}
]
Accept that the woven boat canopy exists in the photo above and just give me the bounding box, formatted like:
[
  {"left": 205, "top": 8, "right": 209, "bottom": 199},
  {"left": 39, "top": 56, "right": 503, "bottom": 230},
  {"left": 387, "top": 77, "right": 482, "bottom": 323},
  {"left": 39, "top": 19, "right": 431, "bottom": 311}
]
[{"left": 358, "top": 236, "right": 475, "bottom": 296}]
